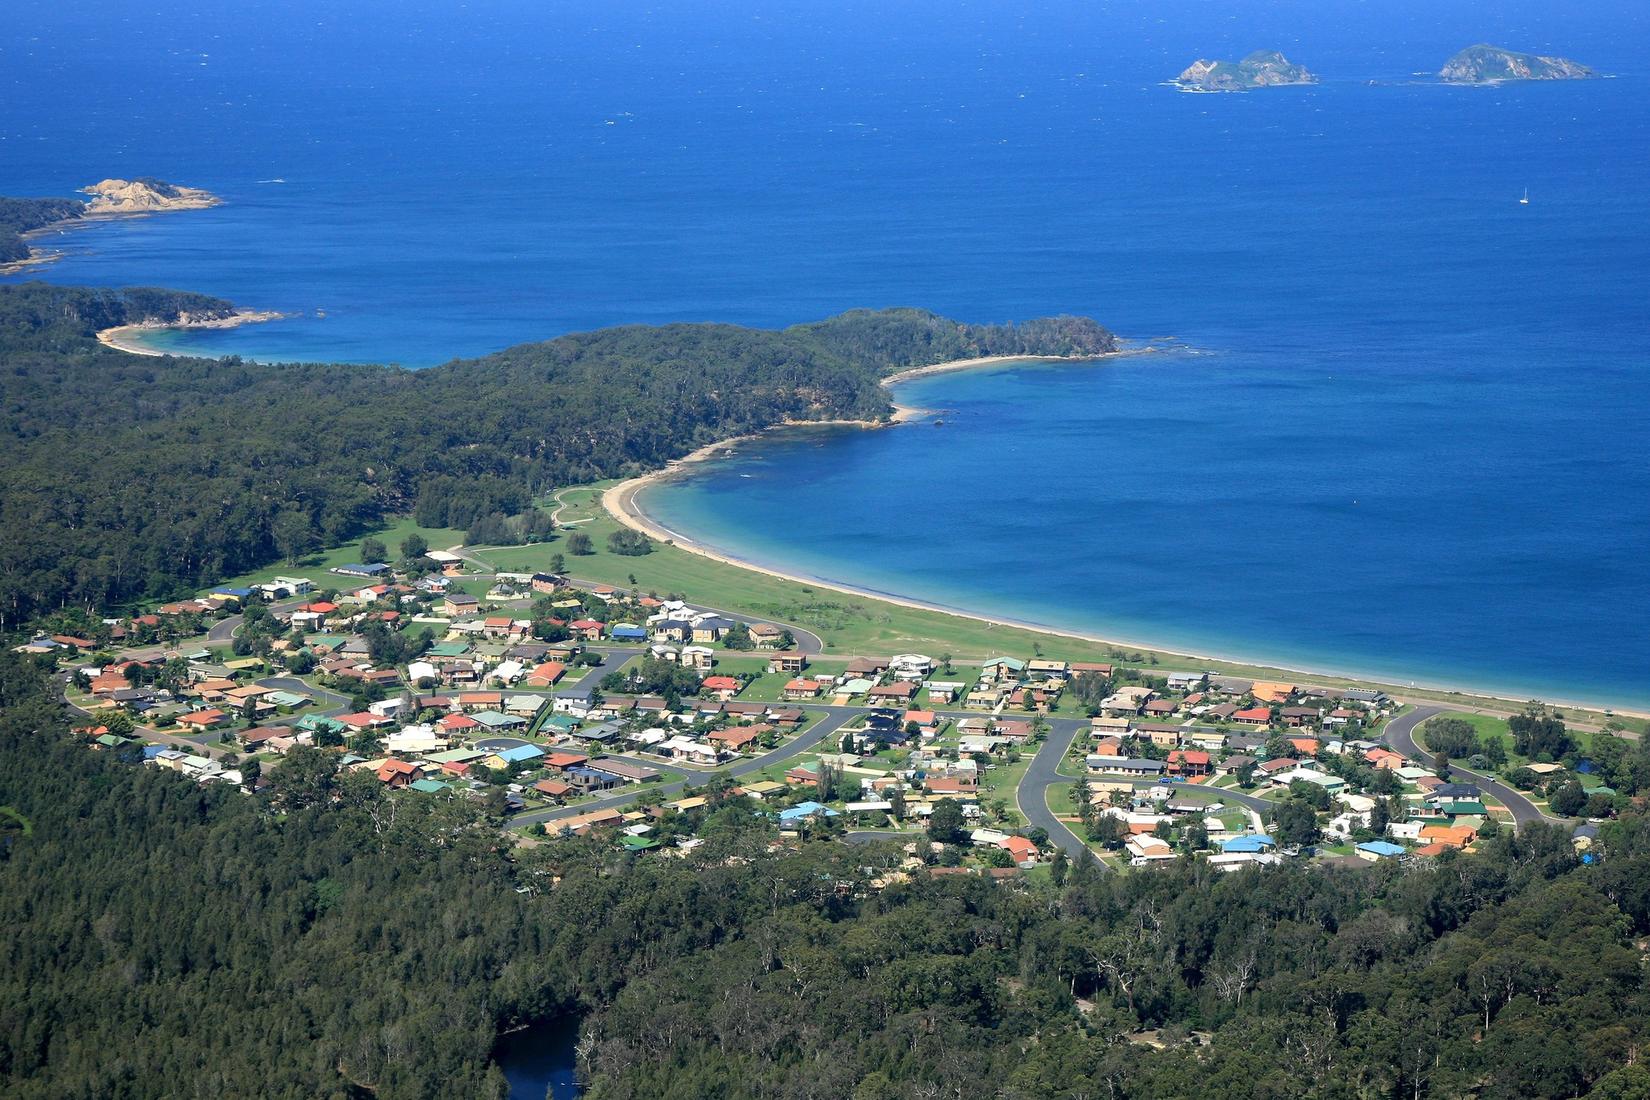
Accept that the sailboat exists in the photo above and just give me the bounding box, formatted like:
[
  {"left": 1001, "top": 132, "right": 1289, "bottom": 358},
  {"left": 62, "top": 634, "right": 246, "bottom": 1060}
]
[{"left": 1519, "top": 187, "right": 1530, "bottom": 205}]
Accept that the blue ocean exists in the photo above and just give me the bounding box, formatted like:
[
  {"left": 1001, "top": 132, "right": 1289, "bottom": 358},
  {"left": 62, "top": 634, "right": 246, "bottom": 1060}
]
[{"left": 4, "top": 0, "right": 1647, "bottom": 707}]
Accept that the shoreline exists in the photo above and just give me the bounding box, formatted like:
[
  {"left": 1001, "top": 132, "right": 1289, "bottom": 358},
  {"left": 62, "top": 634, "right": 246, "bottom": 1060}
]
[
  {"left": 601, "top": 354, "right": 1648, "bottom": 719},
  {"left": 96, "top": 310, "right": 287, "bottom": 356}
]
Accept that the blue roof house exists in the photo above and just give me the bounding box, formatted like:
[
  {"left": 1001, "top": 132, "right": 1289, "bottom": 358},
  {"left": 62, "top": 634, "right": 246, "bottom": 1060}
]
[
  {"left": 779, "top": 801, "right": 841, "bottom": 824},
  {"left": 1221, "top": 834, "right": 1276, "bottom": 854},
  {"left": 1356, "top": 840, "right": 1406, "bottom": 861},
  {"left": 494, "top": 744, "right": 545, "bottom": 765}
]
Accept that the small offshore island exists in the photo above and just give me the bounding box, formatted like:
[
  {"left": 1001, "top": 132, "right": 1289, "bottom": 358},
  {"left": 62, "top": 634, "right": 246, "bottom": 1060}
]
[
  {"left": 0, "top": 178, "right": 220, "bottom": 274},
  {"left": 1439, "top": 44, "right": 1597, "bottom": 84},
  {"left": 1173, "top": 50, "right": 1316, "bottom": 92}
]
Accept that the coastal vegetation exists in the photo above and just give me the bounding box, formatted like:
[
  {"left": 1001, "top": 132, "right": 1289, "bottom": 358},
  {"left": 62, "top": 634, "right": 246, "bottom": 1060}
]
[
  {"left": 0, "top": 198, "right": 84, "bottom": 265},
  {"left": 0, "top": 282, "right": 1111, "bottom": 630}
]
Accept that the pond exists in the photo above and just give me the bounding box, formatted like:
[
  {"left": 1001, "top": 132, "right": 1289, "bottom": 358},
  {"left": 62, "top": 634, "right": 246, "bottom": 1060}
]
[{"left": 495, "top": 1016, "right": 581, "bottom": 1100}]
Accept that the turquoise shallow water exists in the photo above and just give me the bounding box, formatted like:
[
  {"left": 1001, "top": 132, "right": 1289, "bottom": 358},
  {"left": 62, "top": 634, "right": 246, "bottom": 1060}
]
[{"left": 3, "top": 0, "right": 1647, "bottom": 705}]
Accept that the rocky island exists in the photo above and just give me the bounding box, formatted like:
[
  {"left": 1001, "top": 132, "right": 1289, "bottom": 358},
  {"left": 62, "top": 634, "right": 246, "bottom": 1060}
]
[
  {"left": 1440, "top": 45, "right": 1596, "bottom": 84},
  {"left": 80, "top": 177, "right": 221, "bottom": 215},
  {"left": 0, "top": 178, "right": 220, "bottom": 274},
  {"left": 1174, "top": 50, "right": 1316, "bottom": 92}
]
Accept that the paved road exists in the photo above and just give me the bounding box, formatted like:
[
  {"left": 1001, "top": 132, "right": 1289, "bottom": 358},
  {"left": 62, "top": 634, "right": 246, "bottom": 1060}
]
[
  {"left": 1381, "top": 705, "right": 1557, "bottom": 828},
  {"left": 564, "top": 648, "right": 639, "bottom": 693},
  {"left": 1015, "top": 718, "right": 1095, "bottom": 861},
  {"left": 260, "top": 675, "right": 353, "bottom": 714},
  {"left": 512, "top": 705, "right": 859, "bottom": 828}
]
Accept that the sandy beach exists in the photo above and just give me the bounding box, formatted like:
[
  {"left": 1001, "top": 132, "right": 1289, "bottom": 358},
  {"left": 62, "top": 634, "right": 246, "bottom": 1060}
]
[
  {"left": 96, "top": 310, "right": 286, "bottom": 356},
  {"left": 599, "top": 354, "right": 1646, "bottom": 717}
]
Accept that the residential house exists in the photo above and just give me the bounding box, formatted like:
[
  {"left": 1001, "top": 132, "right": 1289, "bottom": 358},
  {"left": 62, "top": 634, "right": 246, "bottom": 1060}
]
[
  {"left": 1086, "top": 756, "right": 1166, "bottom": 778},
  {"left": 979, "top": 657, "right": 1027, "bottom": 684},
  {"left": 588, "top": 758, "right": 661, "bottom": 784},
  {"left": 441, "top": 593, "right": 480, "bottom": 616},
  {"left": 768, "top": 651, "right": 806, "bottom": 674},
  {"left": 783, "top": 678, "right": 824, "bottom": 700},
  {"left": 903, "top": 709, "right": 940, "bottom": 737},
  {"left": 1221, "top": 833, "right": 1276, "bottom": 854},
  {"left": 1126, "top": 835, "right": 1176, "bottom": 863},
  {"left": 658, "top": 736, "right": 722, "bottom": 766},
  {"left": 1250, "top": 681, "right": 1296, "bottom": 704},
  {"left": 692, "top": 617, "right": 735, "bottom": 644},
  {"left": 482, "top": 744, "right": 545, "bottom": 771},
  {"left": 1166, "top": 749, "right": 1211, "bottom": 778},
  {"left": 375, "top": 758, "right": 420, "bottom": 789},
  {"left": 867, "top": 681, "right": 918, "bottom": 707},
  {"left": 747, "top": 623, "right": 786, "bottom": 649},
  {"left": 177, "top": 708, "right": 228, "bottom": 731},
  {"left": 525, "top": 661, "right": 567, "bottom": 687},
  {"left": 700, "top": 675, "right": 743, "bottom": 701},
  {"left": 708, "top": 727, "right": 763, "bottom": 753}
]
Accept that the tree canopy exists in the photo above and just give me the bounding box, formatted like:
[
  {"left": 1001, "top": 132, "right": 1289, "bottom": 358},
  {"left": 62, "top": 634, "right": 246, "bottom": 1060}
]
[{"left": 0, "top": 284, "right": 1114, "bottom": 629}]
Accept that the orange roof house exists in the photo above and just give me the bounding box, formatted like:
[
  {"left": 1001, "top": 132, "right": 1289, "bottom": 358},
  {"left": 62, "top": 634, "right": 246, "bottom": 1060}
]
[
  {"left": 1000, "top": 836, "right": 1039, "bottom": 863},
  {"left": 701, "top": 675, "right": 743, "bottom": 698},
  {"left": 707, "top": 727, "right": 761, "bottom": 751},
  {"left": 1419, "top": 824, "right": 1477, "bottom": 848},
  {"left": 524, "top": 661, "right": 567, "bottom": 686},
  {"left": 376, "top": 758, "right": 420, "bottom": 788},
  {"left": 1167, "top": 749, "right": 1211, "bottom": 775},
  {"left": 1251, "top": 682, "right": 1296, "bottom": 704}
]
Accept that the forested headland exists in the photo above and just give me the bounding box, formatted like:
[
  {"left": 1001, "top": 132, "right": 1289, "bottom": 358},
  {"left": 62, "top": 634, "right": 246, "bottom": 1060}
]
[
  {"left": 0, "top": 198, "right": 84, "bottom": 265},
  {"left": 0, "top": 282, "right": 1115, "bottom": 629},
  {"left": 4, "top": 649, "right": 1650, "bottom": 1098}
]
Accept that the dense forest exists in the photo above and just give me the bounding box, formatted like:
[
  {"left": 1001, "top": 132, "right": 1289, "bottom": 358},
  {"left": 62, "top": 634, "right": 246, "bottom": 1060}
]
[
  {"left": 0, "top": 197, "right": 84, "bottom": 263},
  {"left": 0, "top": 282, "right": 1115, "bottom": 628},
  {"left": 4, "top": 649, "right": 1650, "bottom": 1099}
]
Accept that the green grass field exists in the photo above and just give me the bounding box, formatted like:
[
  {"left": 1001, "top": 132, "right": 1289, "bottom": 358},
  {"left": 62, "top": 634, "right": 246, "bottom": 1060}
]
[{"left": 207, "top": 517, "right": 469, "bottom": 594}]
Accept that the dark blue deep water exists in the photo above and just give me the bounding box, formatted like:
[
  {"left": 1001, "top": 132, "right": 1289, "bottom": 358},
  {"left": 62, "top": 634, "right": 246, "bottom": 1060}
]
[
  {"left": 4, "top": 0, "right": 1647, "bottom": 705},
  {"left": 495, "top": 1017, "right": 579, "bottom": 1100}
]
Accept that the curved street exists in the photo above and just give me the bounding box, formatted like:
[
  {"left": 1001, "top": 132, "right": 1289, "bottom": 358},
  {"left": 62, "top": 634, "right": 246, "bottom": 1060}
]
[
  {"left": 1382, "top": 703, "right": 1557, "bottom": 828},
  {"left": 511, "top": 705, "right": 858, "bottom": 828}
]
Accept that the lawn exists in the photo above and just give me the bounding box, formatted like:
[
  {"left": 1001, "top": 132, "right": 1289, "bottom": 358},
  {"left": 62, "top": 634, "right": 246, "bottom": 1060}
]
[
  {"left": 1421, "top": 710, "right": 1598, "bottom": 769},
  {"left": 207, "top": 517, "right": 469, "bottom": 594},
  {"left": 470, "top": 499, "right": 1286, "bottom": 667}
]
